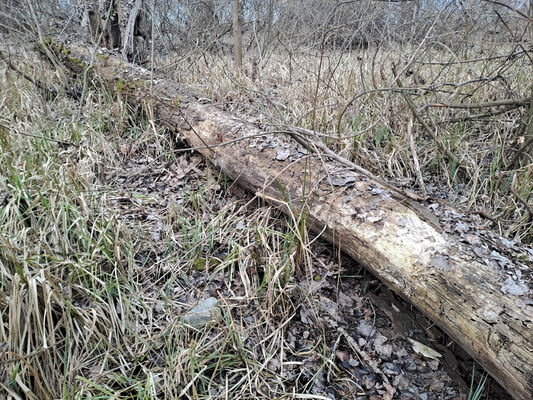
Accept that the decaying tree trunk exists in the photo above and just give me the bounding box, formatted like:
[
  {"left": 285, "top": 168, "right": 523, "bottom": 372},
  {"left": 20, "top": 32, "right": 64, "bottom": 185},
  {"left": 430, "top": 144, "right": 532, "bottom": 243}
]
[{"left": 49, "top": 42, "right": 533, "bottom": 400}]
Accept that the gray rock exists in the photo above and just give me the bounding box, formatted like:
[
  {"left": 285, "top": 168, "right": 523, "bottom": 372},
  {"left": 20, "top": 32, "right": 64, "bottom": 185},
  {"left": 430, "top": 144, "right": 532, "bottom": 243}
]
[
  {"left": 275, "top": 147, "right": 291, "bottom": 161},
  {"left": 182, "top": 297, "right": 221, "bottom": 328}
]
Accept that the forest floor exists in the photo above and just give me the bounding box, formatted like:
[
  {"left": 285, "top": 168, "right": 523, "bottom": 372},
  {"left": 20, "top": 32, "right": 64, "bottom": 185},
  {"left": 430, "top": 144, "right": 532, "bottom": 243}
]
[{"left": 1, "top": 42, "right": 531, "bottom": 400}]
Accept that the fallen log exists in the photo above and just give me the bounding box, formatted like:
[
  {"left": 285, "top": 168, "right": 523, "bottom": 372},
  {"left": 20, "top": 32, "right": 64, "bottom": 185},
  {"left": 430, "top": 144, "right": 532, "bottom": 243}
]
[{"left": 49, "top": 41, "right": 533, "bottom": 400}]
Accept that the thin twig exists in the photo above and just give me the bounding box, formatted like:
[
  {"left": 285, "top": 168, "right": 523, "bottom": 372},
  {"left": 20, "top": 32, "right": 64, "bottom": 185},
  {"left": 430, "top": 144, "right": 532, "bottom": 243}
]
[
  {"left": 422, "top": 98, "right": 529, "bottom": 109},
  {"left": 507, "top": 135, "right": 533, "bottom": 170},
  {"left": 482, "top": 0, "right": 533, "bottom": 24},
  {"left": 414, "top": 50, "right": 532, "bottom": 65},
  {"left": 285, "top": 126, "right": 425, "bottom": 201},
  {"left": 407, "top": 118, "right": 427, "bottom": 198},
  {"left": 498, "top": 174, "right": 533, "bottom": 219},
  {"left": 436, "top": 105, "right": 520, "bottom": 125},
  {"left": 0, "top": 123, "right": 78, "bottom": 147},
  {"left": 392, "top": 63, "right": 461, "bottom": 167}
]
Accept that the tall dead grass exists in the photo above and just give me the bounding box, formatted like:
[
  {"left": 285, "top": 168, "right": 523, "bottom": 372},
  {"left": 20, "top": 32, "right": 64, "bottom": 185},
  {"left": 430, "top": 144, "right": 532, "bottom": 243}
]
[
  {"left": 1, "top": 36, "right": 530, "bottom": 400},
  {"left": 159, "top": 42, "right": 532, "bottom": 242},
  {"left": 0, "top": 53, "right": 345, "bottom": 399}
]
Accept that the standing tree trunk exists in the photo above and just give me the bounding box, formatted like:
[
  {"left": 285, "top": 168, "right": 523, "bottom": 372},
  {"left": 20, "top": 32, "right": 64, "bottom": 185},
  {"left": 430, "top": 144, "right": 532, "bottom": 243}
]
[
  {"left": 81, "top": 0, "right": 147, "bottom": 61},
  {"left": 232, "top": 0, "right": 243, "bottom": 75},
  {"left": 119, "top": 0, "right": 144, "bottom": 60},
  {"left": 81, "top": 0, "right": 118, "bottom": 49}
]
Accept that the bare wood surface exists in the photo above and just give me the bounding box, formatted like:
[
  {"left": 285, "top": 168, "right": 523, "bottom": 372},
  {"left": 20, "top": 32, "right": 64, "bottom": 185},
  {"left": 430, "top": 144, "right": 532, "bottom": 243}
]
[{"left": 50, "top": 42, "right": 533, "bottom": 400}]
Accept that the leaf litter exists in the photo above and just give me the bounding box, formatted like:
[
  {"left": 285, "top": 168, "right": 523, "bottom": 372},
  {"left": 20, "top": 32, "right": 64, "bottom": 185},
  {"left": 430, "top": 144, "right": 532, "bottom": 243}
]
[
  {"left": 2, "top": 48, "right": 531, "bottom": 400},
  {"left": 98, "top": 133, "right": 473, "bottom": 400}
]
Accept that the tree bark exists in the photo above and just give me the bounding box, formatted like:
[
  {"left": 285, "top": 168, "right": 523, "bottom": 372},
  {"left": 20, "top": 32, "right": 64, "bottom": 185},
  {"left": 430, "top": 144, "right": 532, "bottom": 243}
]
[
  {"left": 81, "top": 0, "right": 146, "bottom": 61},
  {"left": 232, "top": 0, "right": 243, "bottom": 75},
  {"left": 50, "top": 41, "right": 533, "bottom": 400},
  {"left": 119, "top": 0, "right": 144, "bottom": 60}
]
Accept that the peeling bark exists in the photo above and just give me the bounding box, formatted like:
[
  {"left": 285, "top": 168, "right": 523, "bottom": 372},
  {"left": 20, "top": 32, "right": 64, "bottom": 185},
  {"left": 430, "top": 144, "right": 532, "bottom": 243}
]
[{"left": 51, "top": 42, "right": 533, "bottom": 400}]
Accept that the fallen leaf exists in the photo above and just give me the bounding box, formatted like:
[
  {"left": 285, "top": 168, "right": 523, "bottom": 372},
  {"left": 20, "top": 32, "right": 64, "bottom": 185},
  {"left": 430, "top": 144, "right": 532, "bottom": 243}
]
[
  {"left": 501, "top": 277, "right": 527, "bottom": 296},
  {"left": 330, "top": 174, "right": 357, "bottom": 186},
  {"left": 491, "top": 250, "right": 512, "bottom": 266},
  {"left": 374, "top": 334, "right": 392, "bottom": 358},
  {"left": 357, "top": 320, "right": 375, "bottom": 338},
  {"left": 275, "top": 147, "right": 291, "bottom": 161},
  {"left": 336, "top": 350, "right": 348, "bottom": 362},
  {"left": 408, "top": 339, "right": 442, "bottom": 361}
]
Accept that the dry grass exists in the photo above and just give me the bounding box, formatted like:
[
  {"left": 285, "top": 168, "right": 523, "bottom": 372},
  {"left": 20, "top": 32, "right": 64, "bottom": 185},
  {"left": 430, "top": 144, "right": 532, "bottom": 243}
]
[
  {"left": 0, "top": 52, "right": 372, "bottom": 400},
  {"left": 159, "top": 41, "right": 533, "bottom": 242},
  {"left": 1, "top": 37, "right": 529, "bottom": 400}
]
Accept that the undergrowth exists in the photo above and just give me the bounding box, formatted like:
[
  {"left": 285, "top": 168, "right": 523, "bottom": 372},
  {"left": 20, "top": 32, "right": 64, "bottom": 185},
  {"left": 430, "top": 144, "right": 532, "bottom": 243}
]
[
  {"left": 161, "top": 42, "right": 532, "bottom": 242},
  {"left": 0, "top": 56, "right": 345, "bottom": 399},
  {"left": 0, "top": 40, "right": 527, "bottom": 399}
]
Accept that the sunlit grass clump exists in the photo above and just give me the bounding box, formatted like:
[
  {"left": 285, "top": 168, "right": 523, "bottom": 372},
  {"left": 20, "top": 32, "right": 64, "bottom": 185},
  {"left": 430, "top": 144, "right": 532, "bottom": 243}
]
[{"left": 0, "top": 61, "right": 322, "bottom": 399}]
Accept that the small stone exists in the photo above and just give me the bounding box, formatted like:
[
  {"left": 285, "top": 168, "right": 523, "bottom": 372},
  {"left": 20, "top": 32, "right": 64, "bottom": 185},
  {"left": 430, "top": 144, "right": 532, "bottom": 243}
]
[
  {"left": 406, "top": 361, "right": 417, "bottom": 371},
  {"left": 182, "top": 297, "right": 221, "bottom": 328},
  {"left": 357, "top": 320, "right": 374, "bottom": 338}
]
